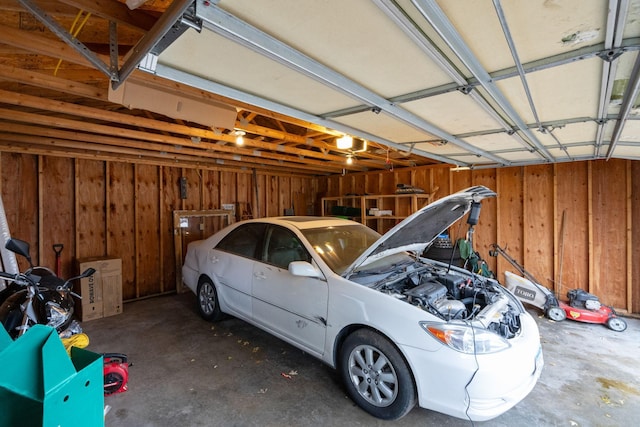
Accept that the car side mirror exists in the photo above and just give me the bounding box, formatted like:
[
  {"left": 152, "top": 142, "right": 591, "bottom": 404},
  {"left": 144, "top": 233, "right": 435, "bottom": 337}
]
[{"left": 288, "top": 261, "right": 324, "bottom": 279}]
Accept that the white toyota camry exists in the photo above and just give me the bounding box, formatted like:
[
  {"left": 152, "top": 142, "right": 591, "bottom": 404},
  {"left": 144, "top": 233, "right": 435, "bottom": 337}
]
[{"left": 182, "top": 186, "right": 543, "bottom": 421}]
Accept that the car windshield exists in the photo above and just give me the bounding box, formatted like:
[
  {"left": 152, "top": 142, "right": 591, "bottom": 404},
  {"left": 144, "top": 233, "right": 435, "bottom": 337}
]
[{"left": 301, "top": 224, "right": 381, "bottom": 275}]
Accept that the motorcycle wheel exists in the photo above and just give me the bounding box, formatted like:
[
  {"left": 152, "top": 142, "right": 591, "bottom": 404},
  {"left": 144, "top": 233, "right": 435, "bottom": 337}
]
[{"left": 1, "top": 308, "right": 34, "bottom": 339}]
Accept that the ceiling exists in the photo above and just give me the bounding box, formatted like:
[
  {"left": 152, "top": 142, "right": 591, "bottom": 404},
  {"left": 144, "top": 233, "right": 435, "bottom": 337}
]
[{"left": 1, "top": 0, "right": 640, "bottom": 176}]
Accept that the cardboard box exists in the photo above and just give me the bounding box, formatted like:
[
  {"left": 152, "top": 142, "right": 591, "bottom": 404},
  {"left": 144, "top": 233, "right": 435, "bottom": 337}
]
[{"left": 76, "top": 258, "right": 122, "bottom": 321}]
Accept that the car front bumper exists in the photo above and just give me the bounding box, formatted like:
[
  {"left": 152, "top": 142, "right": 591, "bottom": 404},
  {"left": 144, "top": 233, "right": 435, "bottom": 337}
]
[{"left": 402, "top": 312, "right": 543, "bottom": 421}]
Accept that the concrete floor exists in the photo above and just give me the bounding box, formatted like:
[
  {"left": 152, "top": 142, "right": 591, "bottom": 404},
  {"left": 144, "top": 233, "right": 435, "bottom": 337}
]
[{"left": 83, "top": 292, "right": 640, "bottom": 427}]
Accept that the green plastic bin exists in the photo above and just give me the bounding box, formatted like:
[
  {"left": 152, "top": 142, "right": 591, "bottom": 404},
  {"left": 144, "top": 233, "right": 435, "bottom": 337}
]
[{"left": 0, "top": 324, "right": 104, "bottom": 427}]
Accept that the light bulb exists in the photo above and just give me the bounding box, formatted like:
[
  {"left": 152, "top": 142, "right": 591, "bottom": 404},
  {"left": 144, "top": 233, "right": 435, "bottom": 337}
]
[
  {"left": 234, "top": 130, "right": 246, "bottom": 145},
  {"left": 336, "top": 135, "right": 353, "bottom": 149}
]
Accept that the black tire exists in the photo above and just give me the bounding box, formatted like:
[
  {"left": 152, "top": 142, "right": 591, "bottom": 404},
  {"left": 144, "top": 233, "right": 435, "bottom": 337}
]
[
  {"left": 0, "top": 292, "right": 31, "bottom": 339},
  {"left": 196, "top": 277, "right": 223, "bottom": 322},
  {"left": 606, "top": 317, "right": 627, "bottom": 332},
  {"left": 547, "top": 306, "right": 566, "bottom": 322},
  {"left": 339, "top": 329, "right": 416, "bottom": 420}
]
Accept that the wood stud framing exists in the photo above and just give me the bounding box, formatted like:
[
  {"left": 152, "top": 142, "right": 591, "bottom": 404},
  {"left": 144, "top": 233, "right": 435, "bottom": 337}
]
[{"left": 320, "top": 162, "right": 640, "bottom": 315}]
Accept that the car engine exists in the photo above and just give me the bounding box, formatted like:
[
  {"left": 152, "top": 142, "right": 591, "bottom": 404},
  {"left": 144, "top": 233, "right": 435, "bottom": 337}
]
[{"left": 359, "top": 260, "right": 524, "bottom": 339}]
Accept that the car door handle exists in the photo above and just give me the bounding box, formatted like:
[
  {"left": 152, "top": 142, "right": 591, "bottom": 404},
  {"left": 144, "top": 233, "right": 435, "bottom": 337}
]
[{"left": 254, "top": 272, "right": 267, "bottom": 280}]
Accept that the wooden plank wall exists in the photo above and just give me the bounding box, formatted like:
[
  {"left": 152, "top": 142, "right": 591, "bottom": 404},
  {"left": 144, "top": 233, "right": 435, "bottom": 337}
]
[
  {"left": 2, "top": 151, "right": 637, "bottom": 314},
  {"left": 316, "top": 159, "right": 640, "bottom": 314},
  {"left": 0, "top": 152, "right": 315, "bottom": 301}
]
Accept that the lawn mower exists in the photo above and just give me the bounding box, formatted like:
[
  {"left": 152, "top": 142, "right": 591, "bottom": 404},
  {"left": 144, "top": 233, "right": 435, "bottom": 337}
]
[{"left": 489, "top": 244, "right": 627, "bottom": 332}]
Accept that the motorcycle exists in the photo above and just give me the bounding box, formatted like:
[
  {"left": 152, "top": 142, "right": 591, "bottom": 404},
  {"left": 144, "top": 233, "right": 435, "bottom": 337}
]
[{"left": 0, "top": 238, "right": 95, "bottom": 339}]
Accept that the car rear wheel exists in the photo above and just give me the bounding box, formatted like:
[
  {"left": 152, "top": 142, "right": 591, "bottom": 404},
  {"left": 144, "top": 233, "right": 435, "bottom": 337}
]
[
  {"left": 339, "top": 329, "right": 416, "bottom": 420},
  {"left": 197, "top": 278, "right": 223, "bottom": 322}
]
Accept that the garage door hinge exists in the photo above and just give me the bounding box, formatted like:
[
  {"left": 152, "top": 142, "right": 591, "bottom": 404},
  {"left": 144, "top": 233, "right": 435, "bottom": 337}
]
[{"left": 597, "top": 48, "right": 624, "bottom": 63}]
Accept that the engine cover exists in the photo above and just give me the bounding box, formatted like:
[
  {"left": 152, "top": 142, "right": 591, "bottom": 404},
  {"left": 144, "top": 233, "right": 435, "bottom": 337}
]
[
  {"left": 568, "top": 289, "right": 600, "bottom": 310},
  {"left": 405, "top": 281, "right": 447, "bottom": 304}
]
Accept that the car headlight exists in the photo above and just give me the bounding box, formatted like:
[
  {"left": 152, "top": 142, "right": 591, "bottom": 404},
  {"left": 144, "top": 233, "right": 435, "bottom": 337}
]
[{"left": 421, "top": 322, "right": 510, "bottom": 354}]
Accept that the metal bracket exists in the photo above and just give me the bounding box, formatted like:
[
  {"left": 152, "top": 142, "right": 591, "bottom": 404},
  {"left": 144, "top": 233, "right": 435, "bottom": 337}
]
[
  {"left": 17, "top": 0, "right": 115, "bottom": 79},
  {"left": 457, "top": 85, "right": 474, "bottom": 95},
  {"left": 151, "top": 3, "right": 202, "bottom": 56},
  {"left": 597, "top": 48, "right": 624, "bottom": 62},
  {"left": 109, "top": 21, "right": 119, "bottom": 82}
]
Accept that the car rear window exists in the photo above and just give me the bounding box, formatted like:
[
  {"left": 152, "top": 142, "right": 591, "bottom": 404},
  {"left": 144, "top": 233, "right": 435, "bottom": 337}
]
[{"left": 216, "top": 223, "right": 267, "bottom": 259}]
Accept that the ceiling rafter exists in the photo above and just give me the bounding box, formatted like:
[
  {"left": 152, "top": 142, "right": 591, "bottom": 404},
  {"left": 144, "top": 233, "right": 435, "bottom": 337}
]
[
  {"left": 0, "top": 134, "right": 321, "bottom": 176},
  {"left": 0, "top": 63, "right": 107, "bottom": 100},
  {"left": 0, "top": 125, "right": 338, "bottom": 175},
  {"left": 0, "top": 48, "right": 433, "bottom": 174},
  {"left": 0, "top": 105, "right": 367, "bottom": 173},
  {"left": 0, "top": 88, "right": 396, "bottom": 169},
  {"left": 58, "top": 0, "right": 157, "bottom": 32}
]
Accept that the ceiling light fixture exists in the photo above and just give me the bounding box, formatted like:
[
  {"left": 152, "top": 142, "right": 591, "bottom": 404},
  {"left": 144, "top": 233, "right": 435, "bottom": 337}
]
[
  {"left": 234, "top": 130, "right": 246, "bottom": 145},
  {"left": 346, "top": 154, "right": 353, "bottom": 165},
  {"left": 336, "top": 135, "right": 353, "bottom": 149},
  {"left": 125, "top": 0, "right": 148, "bottom": 10}
]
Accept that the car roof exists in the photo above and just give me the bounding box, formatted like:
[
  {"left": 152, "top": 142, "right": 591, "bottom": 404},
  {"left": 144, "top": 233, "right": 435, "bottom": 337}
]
[{"left": 240, "top": 216, "right": 364, "bottom": 230}]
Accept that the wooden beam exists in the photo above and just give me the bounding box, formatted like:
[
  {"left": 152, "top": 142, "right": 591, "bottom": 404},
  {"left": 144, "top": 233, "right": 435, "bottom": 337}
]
[
  {"left": 133, "top": 163, "right": 139, "bottom": 299},
  {"left": 0, "top": 131, "right": 336, "bottom": 175},
  {"left": 0, "top": 0, "right": 78, "bottom": 15},
  {"left": 59, "top": 0, "right": 156, "bottom": 32},
  {"left": 74, "top": 158, "right": 80, "bottom": 261},
  {"left": 0, "top": 91, "right": 370, "bottom": 170},
  {"left": 553, "top": 163, "right": 558, "bottom": 289},
  {"left": 627, "top": 160, "right": 633, "bottom": 312},
  {"left": 0, "top": 25, "right": 106, "bottom": 67},
  {"left": 0, "top": 64, "right": 106, "bottom": 100},
  {"left": 158, "top": 165, "right": 164, "bottom": 293},
  {"left": 588, "top": 162, "right": 593, "bottom": 293},
  {"left": 37, "top": 155, "right": 44, "bottom": 265},
  {"left": 0, "top": 107, "right": 357, "bottom": 171},
  {"left": 239, "top": 121, "right": 416, "bottom": 168}
]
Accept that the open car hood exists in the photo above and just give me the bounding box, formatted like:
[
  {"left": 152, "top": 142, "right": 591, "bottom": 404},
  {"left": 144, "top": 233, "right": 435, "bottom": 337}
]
[{"left": 342, "top": 186, "right": 496, "bottom": 278}]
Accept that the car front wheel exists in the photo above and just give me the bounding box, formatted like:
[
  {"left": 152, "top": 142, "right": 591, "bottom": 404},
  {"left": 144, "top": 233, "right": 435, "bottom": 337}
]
[
  {"left": 339, "top": 329, "right": 416, "bottom": 420},
  {"left": 196, "top": 277, "right": 223, "bottom": 322}
]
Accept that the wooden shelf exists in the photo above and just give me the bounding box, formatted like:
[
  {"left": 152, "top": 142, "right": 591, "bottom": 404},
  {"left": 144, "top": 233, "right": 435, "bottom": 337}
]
[{"left": 321, "top": 193, "right": 432, "bottom": 234}]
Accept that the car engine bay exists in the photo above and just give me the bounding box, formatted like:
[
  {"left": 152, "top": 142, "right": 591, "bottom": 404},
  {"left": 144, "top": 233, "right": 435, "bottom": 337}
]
[{"left": 354, "top": 259, "right": 524, "bottom": 339}]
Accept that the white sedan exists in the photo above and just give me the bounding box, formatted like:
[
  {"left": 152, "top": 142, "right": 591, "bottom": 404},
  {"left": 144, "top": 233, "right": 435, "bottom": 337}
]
[{"left": 182, "top": 186, "right": 543, "bottom": 421}]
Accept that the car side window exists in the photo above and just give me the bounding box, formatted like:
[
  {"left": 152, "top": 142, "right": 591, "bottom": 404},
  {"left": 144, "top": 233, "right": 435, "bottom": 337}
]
[
  {"left": 263, "top": 225, "right": 311, "bottom": 269},
  {"left": 216, "top": 223, "right": 267, "bottom": 260}
]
